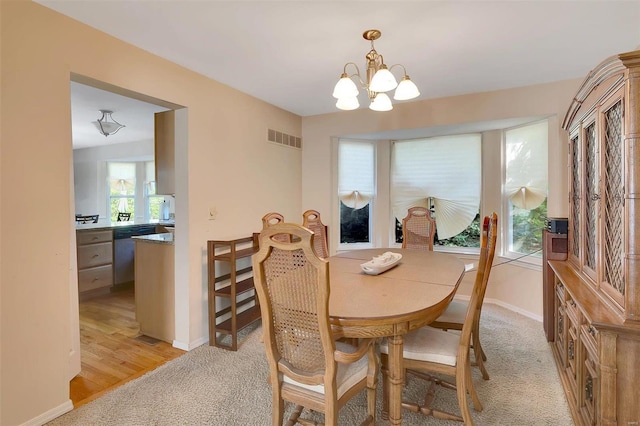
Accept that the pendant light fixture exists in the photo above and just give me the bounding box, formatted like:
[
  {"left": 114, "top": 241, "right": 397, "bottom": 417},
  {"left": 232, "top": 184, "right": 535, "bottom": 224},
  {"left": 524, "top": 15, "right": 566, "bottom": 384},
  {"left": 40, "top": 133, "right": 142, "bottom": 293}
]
[
  {"left": 332, "top": 29, "right": 420, "bottom": 111},
  {"left": 95, "top": 110, "right": 125, "bottom": 137}
]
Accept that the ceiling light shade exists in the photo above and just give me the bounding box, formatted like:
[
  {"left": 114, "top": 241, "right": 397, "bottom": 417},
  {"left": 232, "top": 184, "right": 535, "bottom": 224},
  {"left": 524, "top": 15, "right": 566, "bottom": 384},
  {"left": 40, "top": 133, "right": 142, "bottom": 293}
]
[
  {"left": 394, "top": 75, "right": 420, "bottom": 100},
  {"left": 333, "top": 29, "right": 419, "bottom": 111},
  {"left": 332, "top": 74, "right": 359, "bottom": 98},
  {"left": 95, "top": 110, "right": 125, "bottom": 137},
  {"left": 369, "top": 65, "right": 398, "bottom": 93},
  {"left": 336, "top": 96, "right": 360, "bottom": 111},
  {"left": 369, "top": 93, "right": 393, "bottom": 111}
]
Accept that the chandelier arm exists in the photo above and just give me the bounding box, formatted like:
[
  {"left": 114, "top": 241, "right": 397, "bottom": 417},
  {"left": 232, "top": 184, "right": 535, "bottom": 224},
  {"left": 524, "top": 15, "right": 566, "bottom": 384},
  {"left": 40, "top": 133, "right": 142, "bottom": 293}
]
[
  {"left": 342, "top": 62, "right": 367, "bottom": 88},
  {"left": 388, "top": 63, "right": 408, "bottom": 76}
]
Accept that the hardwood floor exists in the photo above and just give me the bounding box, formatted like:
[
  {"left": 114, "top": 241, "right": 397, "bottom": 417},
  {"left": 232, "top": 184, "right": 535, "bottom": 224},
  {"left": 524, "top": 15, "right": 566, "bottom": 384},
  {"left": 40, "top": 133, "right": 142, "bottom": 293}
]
[{"left": 70, "top": 288, "right": 185, "bottom": 408}]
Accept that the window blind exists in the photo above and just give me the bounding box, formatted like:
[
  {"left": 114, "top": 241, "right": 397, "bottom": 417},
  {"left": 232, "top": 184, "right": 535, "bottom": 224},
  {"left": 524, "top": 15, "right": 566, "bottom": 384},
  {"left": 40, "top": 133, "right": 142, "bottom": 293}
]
[
  {"left": 338, "top": 140, "right": 375, "bottom": 209},
  {"left": 505, "top": 121, "right": 548, "bottom": 210},
  {"left": 391, "top": 134, "right": 481, "bottom": 239}
]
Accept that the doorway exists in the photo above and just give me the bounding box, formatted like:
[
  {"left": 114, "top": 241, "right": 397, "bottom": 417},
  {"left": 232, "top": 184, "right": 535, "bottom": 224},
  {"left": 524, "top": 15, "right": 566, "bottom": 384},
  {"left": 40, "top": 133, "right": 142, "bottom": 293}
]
[{"left": 69, "top": 76, "right": 183, "bottom": 406}]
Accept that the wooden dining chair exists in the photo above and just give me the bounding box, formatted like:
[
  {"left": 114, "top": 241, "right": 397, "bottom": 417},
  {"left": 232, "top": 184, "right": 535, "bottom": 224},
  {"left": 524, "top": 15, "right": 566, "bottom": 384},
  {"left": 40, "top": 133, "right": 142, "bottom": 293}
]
[
  {"left": 401, "top": 206, "right": 436, "bottom": 251},
  {"left": 379, "top": 213, "right": 498, "bottom": 425},
  {"left": 302, "top": 209, "right": 329, "bottom": 259},
  {"left": 252, "top": 223, "right": 378, "bottom": 426},
  {"left": 75, "top": 214, "right": 99, "bottom": 224},
  {"left": 117, "top": 212, "right": 131, "bottom": 222},
  {"left": 429, "top": 213, "right": 498, "bottom": 380}
]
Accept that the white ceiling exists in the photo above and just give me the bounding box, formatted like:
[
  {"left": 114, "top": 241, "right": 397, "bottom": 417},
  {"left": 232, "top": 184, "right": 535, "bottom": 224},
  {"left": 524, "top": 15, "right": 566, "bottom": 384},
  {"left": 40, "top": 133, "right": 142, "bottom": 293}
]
[
  {"left": 44, "top": 1, "right": 640, "bottom": 147},
  {"left": 70, "top": 82, "right": 169, "bottom": 149}
]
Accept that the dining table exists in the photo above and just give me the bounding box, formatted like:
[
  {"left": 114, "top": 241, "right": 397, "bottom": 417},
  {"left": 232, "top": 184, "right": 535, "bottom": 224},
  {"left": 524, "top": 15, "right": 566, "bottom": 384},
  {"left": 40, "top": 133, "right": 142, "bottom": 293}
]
[{"left": 328, "top": 248, "right": 466, "bottom": 425}]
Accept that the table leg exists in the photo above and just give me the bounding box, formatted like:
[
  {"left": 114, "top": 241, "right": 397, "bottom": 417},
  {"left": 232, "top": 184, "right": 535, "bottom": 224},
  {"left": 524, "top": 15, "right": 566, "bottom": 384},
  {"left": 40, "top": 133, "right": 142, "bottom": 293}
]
[{"left": 387, "top": 334, "right": 404, "bottom": 425}]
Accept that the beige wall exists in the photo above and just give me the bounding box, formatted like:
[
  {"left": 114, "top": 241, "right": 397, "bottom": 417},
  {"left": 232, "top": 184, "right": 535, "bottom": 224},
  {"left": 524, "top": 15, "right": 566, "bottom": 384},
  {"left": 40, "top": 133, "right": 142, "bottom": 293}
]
[
  {"left": 301, "top": 79, "right": 581, "bottom": 320},
  {"left": 0, "top": 2, "right": 301, "bottom": 424}
]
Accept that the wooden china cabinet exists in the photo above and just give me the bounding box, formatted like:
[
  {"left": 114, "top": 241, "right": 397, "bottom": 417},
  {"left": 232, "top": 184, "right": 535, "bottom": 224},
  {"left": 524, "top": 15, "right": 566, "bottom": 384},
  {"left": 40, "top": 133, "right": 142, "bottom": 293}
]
[{"left": 546, "top": 49, "right": 640, "bottom": 425}]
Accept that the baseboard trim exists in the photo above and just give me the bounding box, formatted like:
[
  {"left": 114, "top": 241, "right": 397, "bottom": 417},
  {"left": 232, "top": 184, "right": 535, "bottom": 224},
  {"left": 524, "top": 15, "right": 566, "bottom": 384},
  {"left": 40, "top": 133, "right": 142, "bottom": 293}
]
[
  {"left": 173, "top": 335, "right": 208, "bottom": 351},
  {"left": 22, "top": 399, "right": 73, "bottom": 426}
]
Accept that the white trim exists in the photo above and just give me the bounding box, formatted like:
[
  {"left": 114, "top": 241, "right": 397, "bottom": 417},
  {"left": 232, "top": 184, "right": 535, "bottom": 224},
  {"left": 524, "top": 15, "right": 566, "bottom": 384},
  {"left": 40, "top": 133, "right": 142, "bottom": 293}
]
[
  {"left": 453, "top": 294, "right": 543, "bottom": 322},
  {"left": 173, "top": 336, "right": 208, "bottom": 351},
  {"left": 22, "top": 400, "right": 73, "bottom": 426}
]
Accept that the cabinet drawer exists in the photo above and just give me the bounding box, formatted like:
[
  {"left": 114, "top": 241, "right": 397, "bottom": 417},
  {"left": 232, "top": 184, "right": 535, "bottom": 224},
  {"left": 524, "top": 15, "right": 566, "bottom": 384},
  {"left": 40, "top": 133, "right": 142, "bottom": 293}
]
[
  {"left": 77, "top": 242, "right": 113, "bottom": 268},
  {"left": 78, "top": 264, "right": 113, "bottom": 292},
  {"left": 77, "top": 230, "right": 113, "bottom": 245}
]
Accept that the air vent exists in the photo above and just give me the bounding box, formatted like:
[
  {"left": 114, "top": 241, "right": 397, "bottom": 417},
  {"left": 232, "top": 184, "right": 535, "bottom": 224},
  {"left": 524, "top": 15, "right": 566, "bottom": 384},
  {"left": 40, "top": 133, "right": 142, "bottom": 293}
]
[{"left": 267, "top": 129, "right": 302, "bottom": 149}]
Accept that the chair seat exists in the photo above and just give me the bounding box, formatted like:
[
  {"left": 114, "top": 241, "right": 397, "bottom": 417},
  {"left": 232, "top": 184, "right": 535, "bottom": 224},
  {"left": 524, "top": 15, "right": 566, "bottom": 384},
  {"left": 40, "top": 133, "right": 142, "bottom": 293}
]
[
  {"left": 435, "top": 300, "right": 467, "bottom": 324},
  {"left": 282, "top": 341, "right": 368, "bottom": 398},
  {"left": 380, "top": 326, "right": 459, "bottom": 366}
]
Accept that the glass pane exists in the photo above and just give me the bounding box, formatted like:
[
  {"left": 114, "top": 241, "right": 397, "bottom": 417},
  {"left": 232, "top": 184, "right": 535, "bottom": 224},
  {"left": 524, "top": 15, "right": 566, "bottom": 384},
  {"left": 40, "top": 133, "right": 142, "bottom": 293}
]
[
  {"left": 436, "top": 213, "right": 481, "bottom": 248},
  {"left": 603, "top": 101, "right": 624, "bottom": 295},
  {"left": 584, "top": 123, "right": 597, "bottom": 270},
  {"left": 110, "top": 197, "right": 134, "bottom": 222},
  {"left": 148, "top": 196, "right": 164, "bottom": 221},
  {"left": 571, "top": 135, "right": 580, "bottom": 259},
  {"left": 509, "top": 199, "right": 547, "bottom": 256},
  {"left": 340, "top": 201, "right": 369, "bottom": 243}
]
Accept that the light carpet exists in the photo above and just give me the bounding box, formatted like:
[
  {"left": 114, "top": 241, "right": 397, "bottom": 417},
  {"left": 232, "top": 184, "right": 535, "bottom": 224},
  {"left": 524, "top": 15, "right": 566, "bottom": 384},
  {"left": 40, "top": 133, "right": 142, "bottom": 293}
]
[{"left": 48, "top": 304, "right": 572, "bottom": 425}]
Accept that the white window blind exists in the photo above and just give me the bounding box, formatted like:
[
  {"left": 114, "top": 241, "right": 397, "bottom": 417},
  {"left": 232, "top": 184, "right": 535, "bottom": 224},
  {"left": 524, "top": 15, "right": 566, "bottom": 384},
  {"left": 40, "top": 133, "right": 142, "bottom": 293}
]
[
  {"left": 108, "top": 162, "right": 136, "bottom": 195},
  {"left": 338, "top": 140, "right": 375, "bottom": 209},
  {"left": 391, "top": 134, "right": 481, "bottom": 239},
  {"left": 505, "top": 121, "right": 548, "bottom": 210}
]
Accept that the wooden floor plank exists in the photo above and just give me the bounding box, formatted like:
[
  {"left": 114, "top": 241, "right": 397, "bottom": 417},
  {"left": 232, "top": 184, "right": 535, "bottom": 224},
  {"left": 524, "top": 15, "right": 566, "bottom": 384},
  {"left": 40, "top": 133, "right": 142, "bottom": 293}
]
[{"left": 70, "top": 288, "right": 185, "bottom": 408}]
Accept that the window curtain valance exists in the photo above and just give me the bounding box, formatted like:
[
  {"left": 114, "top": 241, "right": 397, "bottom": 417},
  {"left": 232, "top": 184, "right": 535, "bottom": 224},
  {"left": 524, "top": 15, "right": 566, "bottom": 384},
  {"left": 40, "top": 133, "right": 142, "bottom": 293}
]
[
  {"left": 338, "top": 140, "right": 375, "bottom": 209},
  {"left": 391, "top": 135, "right": 481, "bottom": 239},
  {"left": 504, "top": 121, "right": 548, "bottom": 210}
]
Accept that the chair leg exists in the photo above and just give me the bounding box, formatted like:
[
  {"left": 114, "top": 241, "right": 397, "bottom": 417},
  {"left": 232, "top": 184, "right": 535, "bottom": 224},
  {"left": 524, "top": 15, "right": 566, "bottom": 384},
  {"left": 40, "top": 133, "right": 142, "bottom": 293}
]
[
  {"left": 273, "top": 387, "right": 284, "bottom": 425},
  {"left": 471, "top": 329, "right": 490, "bottom": 380},
  {"left": 456, "top": 362, "right": 475, "bottom": 426}
]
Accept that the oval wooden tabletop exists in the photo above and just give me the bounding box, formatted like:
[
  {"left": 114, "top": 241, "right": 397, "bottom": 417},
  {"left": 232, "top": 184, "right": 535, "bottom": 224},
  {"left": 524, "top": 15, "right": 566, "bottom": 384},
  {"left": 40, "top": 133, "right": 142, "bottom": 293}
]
[{"left": 329, "top": 249, "right": 466, "bottom": 333}]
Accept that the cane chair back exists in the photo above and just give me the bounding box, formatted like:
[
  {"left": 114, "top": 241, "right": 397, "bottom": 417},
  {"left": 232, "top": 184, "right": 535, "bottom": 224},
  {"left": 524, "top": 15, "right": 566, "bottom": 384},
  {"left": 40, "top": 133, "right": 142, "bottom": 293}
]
[
  {"left": 380, "top": 213, "right": 498, "bottom": 425},
  {"left": 261, "top": 212, "right": 290, "bottom": 243},
  {"left": 401, "top": 207, "right": 436, "bottom": 251},
  {"left": 75, "top": 214, "right": 99, "bottom": 224},
  {"left": 430, "top": 213, "right": 498, "bottom": 380},
  {"left": 252, "top": 223, "right": 378, "bottom": 426},
  {"left": 302, "top": 209, "right": 329, "bottom": 259}
]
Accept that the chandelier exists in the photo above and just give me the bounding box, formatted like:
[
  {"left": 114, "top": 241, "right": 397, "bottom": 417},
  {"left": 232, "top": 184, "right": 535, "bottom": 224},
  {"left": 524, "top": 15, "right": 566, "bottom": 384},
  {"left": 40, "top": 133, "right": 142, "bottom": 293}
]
[
  {"left": 95, "top": 110, "right": 125, "bottom": 137},
  {"left": 332, "top": 29, "right": 420, "bottom": 111}
]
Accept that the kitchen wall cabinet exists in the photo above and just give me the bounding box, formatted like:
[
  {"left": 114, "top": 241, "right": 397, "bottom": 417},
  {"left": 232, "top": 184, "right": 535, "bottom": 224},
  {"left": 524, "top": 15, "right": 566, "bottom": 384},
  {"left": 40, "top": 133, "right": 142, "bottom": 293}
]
[
  {"left": 154, "top": 110, "right": 175, "bottom": 195},
  {"left": 546, "top": 48, "right": 640, "bottom": 425}
]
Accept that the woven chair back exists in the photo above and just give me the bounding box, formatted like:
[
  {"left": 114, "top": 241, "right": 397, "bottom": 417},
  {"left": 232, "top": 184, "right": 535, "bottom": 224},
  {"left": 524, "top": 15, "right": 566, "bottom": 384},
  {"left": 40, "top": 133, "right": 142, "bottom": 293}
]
[{"left": 302, "top": 209, "right": 329, "bottom": 259}]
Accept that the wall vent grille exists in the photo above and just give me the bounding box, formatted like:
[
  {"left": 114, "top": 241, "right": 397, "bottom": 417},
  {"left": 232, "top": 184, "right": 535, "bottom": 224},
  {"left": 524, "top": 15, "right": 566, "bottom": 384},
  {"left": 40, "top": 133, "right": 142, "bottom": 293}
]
[{"left": 267, "top": 129, "right": 302, "bottom": 149}]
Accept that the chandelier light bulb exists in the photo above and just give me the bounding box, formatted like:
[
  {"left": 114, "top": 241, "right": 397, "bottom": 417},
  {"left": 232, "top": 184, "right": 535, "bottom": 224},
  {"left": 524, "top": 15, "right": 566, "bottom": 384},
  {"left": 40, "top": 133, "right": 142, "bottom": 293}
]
[
  {"left": 336, "top": 96, "right": 360, "bottom": 110},
  {"left": 332, "top": 74, "right": 359, "bottom": 98},
  {"left": 394, "top": 75, "right": 420, "bottom": 101},
  {"left": 369, "top": 93, "right": 393, "bottom": 111},
  {"left": 369, "top": 65, "right": 398, "bottom": 93}
]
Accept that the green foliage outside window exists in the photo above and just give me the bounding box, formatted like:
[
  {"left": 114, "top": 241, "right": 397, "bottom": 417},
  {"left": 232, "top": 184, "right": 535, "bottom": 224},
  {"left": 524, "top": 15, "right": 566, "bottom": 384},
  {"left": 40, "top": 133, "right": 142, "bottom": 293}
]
[
  {"left": 510, "top": 199, "right": 547, "bottom": 256},
  {"left": 395, "top": 213, "right": 481, "bottom": 248}
]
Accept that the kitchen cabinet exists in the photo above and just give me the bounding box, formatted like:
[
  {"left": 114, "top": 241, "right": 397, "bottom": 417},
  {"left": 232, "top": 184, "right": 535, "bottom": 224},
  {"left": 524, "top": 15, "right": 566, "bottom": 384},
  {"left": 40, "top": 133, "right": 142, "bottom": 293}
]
[
  {"left": 154, "top": 110, "right": 175, "bottom": 195},
  {"left": 76, "top": 229, "right": 113, "bottom": 299}
]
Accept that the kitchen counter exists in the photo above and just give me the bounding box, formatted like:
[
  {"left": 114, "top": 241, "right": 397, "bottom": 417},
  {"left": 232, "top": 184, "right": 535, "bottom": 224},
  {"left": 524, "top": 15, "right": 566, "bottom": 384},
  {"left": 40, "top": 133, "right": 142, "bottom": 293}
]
[
  {"left": 75, "top": 220, "right": 175, "bottom": 231},
  {"left": 132, "top": 233, "right": 174, "bottom": 245}
]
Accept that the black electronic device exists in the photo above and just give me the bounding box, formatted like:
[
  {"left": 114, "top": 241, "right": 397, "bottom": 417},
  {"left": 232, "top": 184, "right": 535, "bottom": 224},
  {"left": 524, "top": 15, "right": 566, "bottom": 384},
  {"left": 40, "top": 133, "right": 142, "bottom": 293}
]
[{"left": 547, "top": 217, "right": 568, "bottom": 234}]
